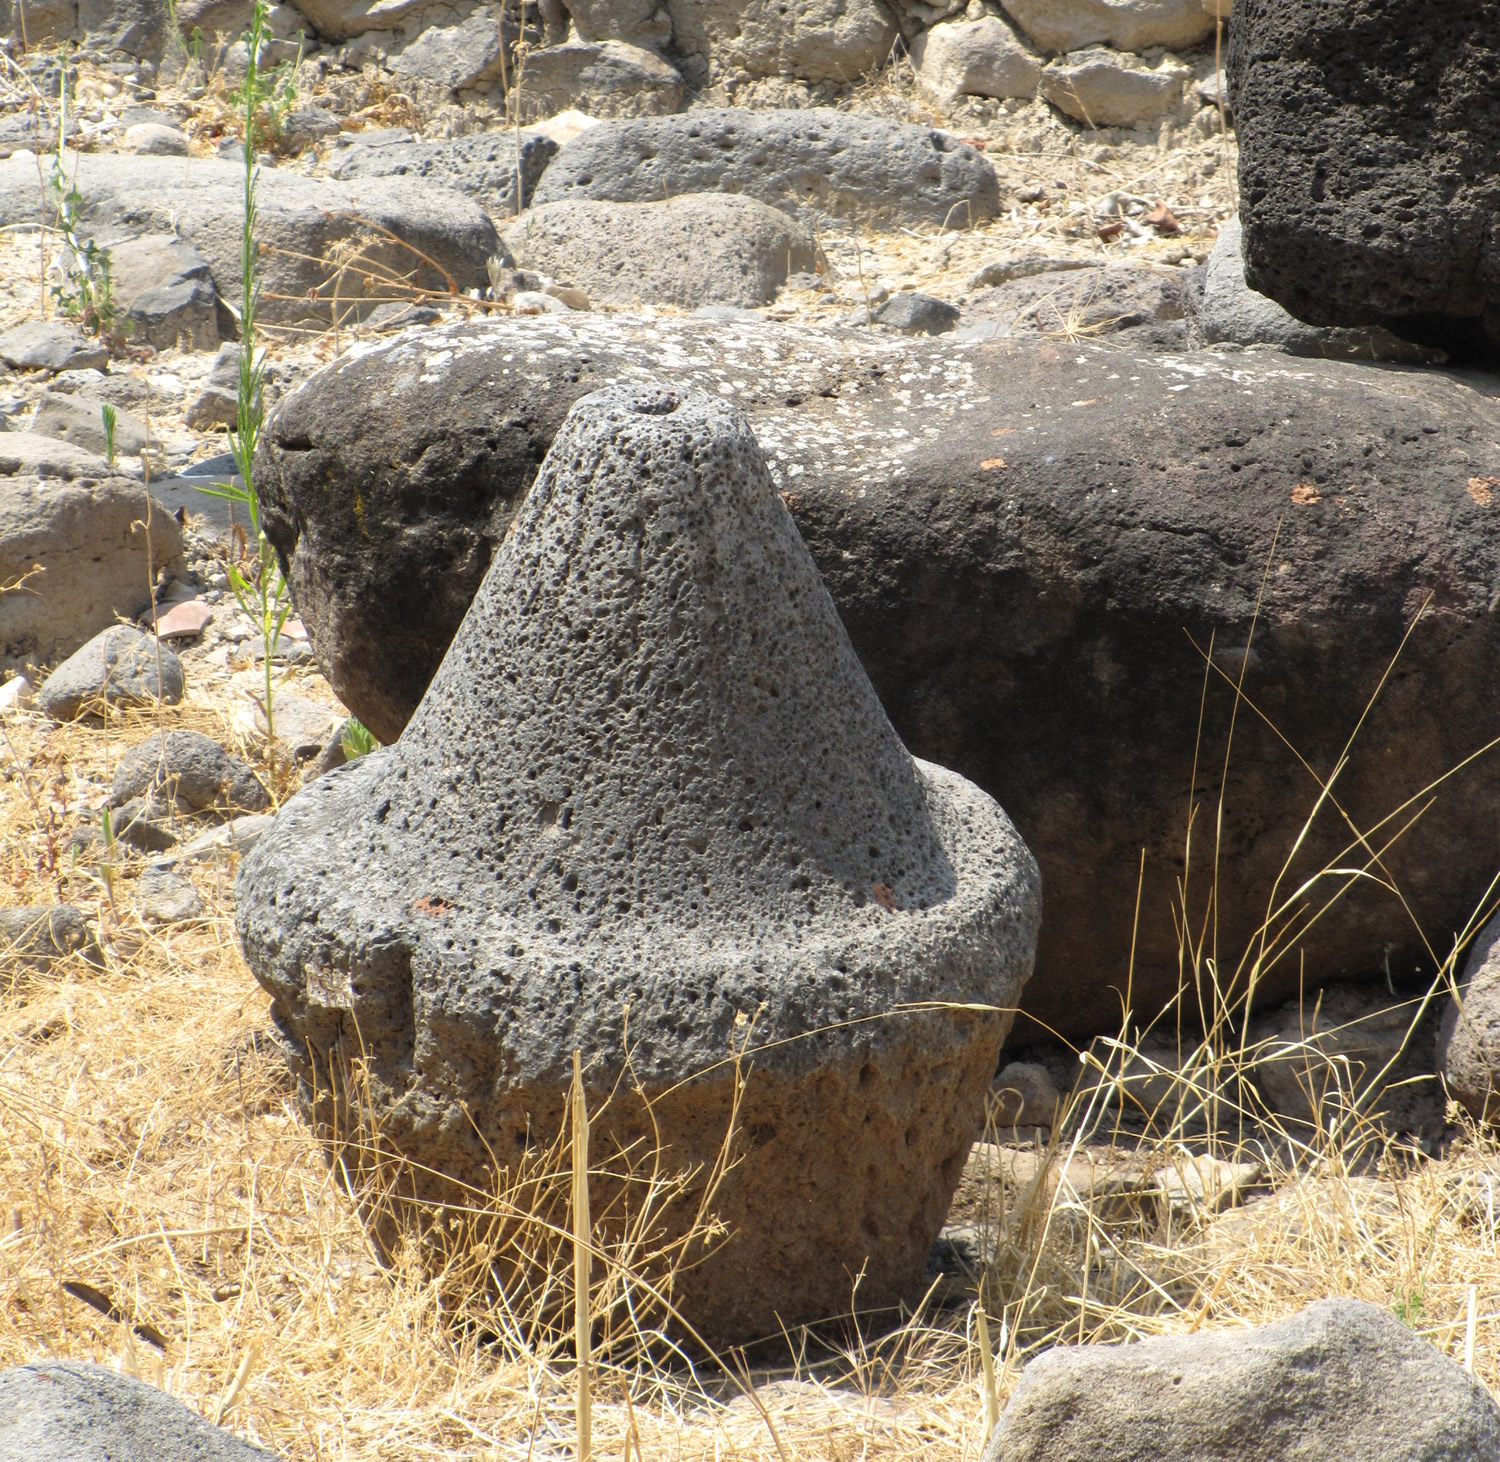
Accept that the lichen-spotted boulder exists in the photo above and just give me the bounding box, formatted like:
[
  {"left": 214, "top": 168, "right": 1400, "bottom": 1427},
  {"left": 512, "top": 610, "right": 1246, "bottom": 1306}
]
[{"left": 236, "top": 384, "right": 1039, "bottom": 1347}]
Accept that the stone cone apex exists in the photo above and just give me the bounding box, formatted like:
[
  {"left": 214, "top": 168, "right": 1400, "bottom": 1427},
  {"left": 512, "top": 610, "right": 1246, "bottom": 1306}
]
[{"left": 236, "top": 384, "right": 1040, "bottom": 1347}]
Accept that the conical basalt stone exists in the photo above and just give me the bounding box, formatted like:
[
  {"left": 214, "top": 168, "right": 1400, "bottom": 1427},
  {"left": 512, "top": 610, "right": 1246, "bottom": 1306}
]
[{"left": 236, "top": 384, "right": 1040, "bottom": 1347}]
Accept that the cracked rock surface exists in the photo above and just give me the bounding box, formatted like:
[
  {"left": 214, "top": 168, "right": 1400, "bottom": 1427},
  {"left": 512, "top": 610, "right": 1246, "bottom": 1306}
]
[{"left": 236, "top": 383, "right": 1039, "bottom": 1346}]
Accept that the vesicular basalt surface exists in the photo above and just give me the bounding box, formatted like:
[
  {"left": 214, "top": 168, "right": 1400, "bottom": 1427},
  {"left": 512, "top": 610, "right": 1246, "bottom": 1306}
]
[{"left": 236, "top": 384, "right": 1039, "bottom": 1347}]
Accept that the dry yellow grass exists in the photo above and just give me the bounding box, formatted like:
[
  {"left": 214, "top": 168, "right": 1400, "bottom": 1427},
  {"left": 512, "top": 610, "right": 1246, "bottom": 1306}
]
[{"left": 3, "top": 686, "right": 1499, "bottom": 1461}]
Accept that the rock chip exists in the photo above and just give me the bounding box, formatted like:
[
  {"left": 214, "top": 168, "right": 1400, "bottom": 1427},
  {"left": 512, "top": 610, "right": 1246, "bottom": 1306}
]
[
  {"left": 136, "top": 866, "right": 205, "bottom": 923},
  {"left": 0, "top": 321, "right": 109, "bottom": 374},
  {"left": 32, "top": 391, "right": 150, "bottom": 457},
  {"left": 1197, "top": 218, "right": 1446, "bottom": 364},
  {"left": 109, "top": 234, "right": 231, "bottom": 353},
  {"left": 982, "top": 1298, "right": 1500, "bottom": 1461},
  {"left": 867, "top": 292, "right": 961, "bottom": 335},
  {"left": 1003, "top": 0, "right": 1215, "bottom": 54},
  {"left": 510, "top": 39, "right": 685, "bottom": 119},
  {"left": 1, "top": 474, "right": 183, "bottom": 677},
  {"left": 1439, "top": 910, "right": 1500, "bottom": 1123},
  {"left": 328, "top": 128, "right": 558, "bottom": 221},
  {"left": 121, "top": 121, "right": 189, "bottom": 155},
  {"left": 911, "top": 15, "right": 1042, "bottom": 106},
  {"left": 185, "top": 342, "right": 242, "bottom": 431},
  {"left": 152, "top": 598, "right": 215, "bottom": 639},
  {"left": 111, "top": 729, "right": 268, "bottom": 813},
  {"left": 38, "top": 624, "right": 185, "bottom": 719},
  {"left": 1041, "top": 46, "right": 1192, "bottom": 128},
  {"left": 502, "top": 194, "right": 815, "bottom": 309},
  {"left": 252, "top": 316, "right": 1500, "bottom": 1041},
  {"left": 0, "top": 1360, "right": 276, "bottom": 1462},
  {"left": 0, "top": 153, "right": 499, "bottom": 327},
  {"left": 1230, "top": 0, "right": 1500, "bottom": 360},
  {"left": 532, "top": 109, "right": 1000, "bottom": 229},
  {"left": 237, "top": 383, "right": 1040, "bottom": 1347},
  {"left": 0, "top": 905, "right": 100, "bottom": 970}
]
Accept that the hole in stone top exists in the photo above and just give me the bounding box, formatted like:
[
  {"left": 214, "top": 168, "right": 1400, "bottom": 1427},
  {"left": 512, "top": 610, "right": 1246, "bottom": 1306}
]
[
  {"left": 629, "top": 390, "right": 680, "bottom": 416},
  {"left": 540, "top": 801, "right": 561, "bottom": 829}
]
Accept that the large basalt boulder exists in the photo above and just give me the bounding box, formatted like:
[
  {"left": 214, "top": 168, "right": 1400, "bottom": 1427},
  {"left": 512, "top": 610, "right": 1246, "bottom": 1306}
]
[
  {"left": 236, "top": 384, "right": 1040, "bottom": 1347},
  {"left": 0, "top": 154, "right": 499, "bottom": 327},
  {"left": 1229, "top": 0, "right": 1500, "bottom": 359},
  {"left": 531, "top": 109, "right": 1000, "bottom": 229},
  {"left": 982, "top": 1298, "right": 1500, "bottom": 1461},
  {"left": 253, "top": 317, "right": 1500, "bottom": 1043}
]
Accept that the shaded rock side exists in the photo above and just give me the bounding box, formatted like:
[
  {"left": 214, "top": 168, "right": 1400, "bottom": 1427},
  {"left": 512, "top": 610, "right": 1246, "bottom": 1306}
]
[
  {"left": 981, "top": 1298, "right": 1500, "bottom": 1461},
  {"left": 0, "top": 153, "right": 498, "bottom": 327},
  {"left": 1229, "top": 0, "right": 1500, "bottom": 359},
  {"left": 1, "top": 474, "right": 183, "bottom": 678},
  {"left": 254, "top": 315, "right": 1500, "bottom": 1043},
  {"left": 0, "top": 1360, "right": 276, "bottom": 1462},
  {"left": 531, "top": 109, "right": 1000, "bottom": 229},
  {"left": 501, "top": 194, "right": 816, "bottom": 308},
  {"left": 1439, "top": 909, "right": 1500, "bottom": 1123},
  {"left": 237, "top": 383, "right": 1040, "bottom": 1348}
]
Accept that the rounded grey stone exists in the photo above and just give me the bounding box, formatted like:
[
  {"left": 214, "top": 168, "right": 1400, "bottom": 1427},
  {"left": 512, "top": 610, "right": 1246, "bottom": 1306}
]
[
  {"left": 111, "top": 729, "right": 269, "bottom": 813},
  {"left": 0, "top": 904, "right": 100, "bottom": 970},
  {"left": 0, "top": 1359, "right": 275, "bottom": 1462},
  {"left": 38, "top": 624, "right": 185, "bottom": 720},
  {"left": 236, "top": 383, "right": 1040, "bottom": 1347},
  {"left": 531, "top": 108, "right": 1000, "bottom": 230},
  {"left": 982, "top": 1297, "right": 1500, "bottom": 1462}
]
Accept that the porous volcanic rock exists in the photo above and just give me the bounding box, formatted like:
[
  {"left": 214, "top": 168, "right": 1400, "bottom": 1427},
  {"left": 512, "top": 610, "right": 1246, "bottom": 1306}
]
[
  {"left": 1229, "top": 0, "right": 1500, "bottom": 359},
  {"left": 981, "top": 1298, "right": 1500, "bottom": 1461},
  {"left": 530, "top": 109, "right": 999, "bottom": 229},
  {"left": 253, "top": 316, "right": 1500, "bottom": 1043},
  {"left": 237, "top": 384, "right": 1040, "bottom": 1347}
]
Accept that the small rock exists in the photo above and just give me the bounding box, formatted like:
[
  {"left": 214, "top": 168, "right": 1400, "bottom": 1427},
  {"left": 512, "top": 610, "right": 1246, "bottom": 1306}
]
[
  {"left": 184, "top": 342, "right": 241, "bottom": 429},
  {"left": 111, "top": 728, "right": 269, "bottom": 813},
  {"left": 963, "top": 265, "right": 1191, "bottom": 346},
  {"left": 871, "top": 292, "right": 960, "bottom": 335},
  {"left": 1041, "top": 47, "right": 1192, "bottom": 128},
  {"left": 0, "top": 1359, "right": 277, "bottom": 1461},
  {"left": 968, "top": 255, "right": 1095, "bottom": 290},
  {"left": 38, "top": 624, "right": 185, "bottom": 720},
  {"left": 136, "top": 866, "right": 205, "bottom": 923},
  {"left": 121, "top": 121, "right": 189, "bottom": 155},
  {"left": 31, "top": 392, "right": 149, "bottom": 457},
  {"left": 360, "top": 301, "right": 442, "bottom": 332},
  {"left": 0, "top": 904, "right": 100, "bottom": 969},
  {"left": 152, "top": 598, "right": 215, "bottom": 639},
  {"left": 511, "top": 290, "right": 573, "bottom": 315},
  {"left": 275, "top": 106, "right": 340, "bottom": 153},
  {"left": 0, "top": 674, "right": 35, "bottom": 713},
  {"left": 0, "top": 321, "right": 110, "bottom": 374},
  {"left": 991, "top": 1059, "right": 1060, "bottom": 1126},
  {"left": 911, "top": 15, "right": 1042, "bottom": 107},
  {"left": 391, "top": 11, "right": 505, "bottom": 91},
  {"left": 981, "top": 1298, "right": 1500, "bottom": 1462},
  {"left": 170, "top": 811, "right": 274, "bottom": 864},
  {"left": 110, "top": 234, "right": 230, "bottom": 353},
  {"left": 112, "top": 793, "right": 179, "bottom": 852},
  {"left": 254, "top": 691, "right": 339, "bottom": 758}
]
